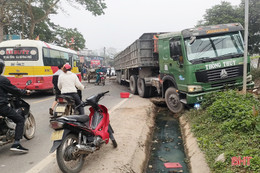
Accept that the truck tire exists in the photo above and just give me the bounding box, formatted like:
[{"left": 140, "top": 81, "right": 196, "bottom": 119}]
[
  {"left": 130, "top": 75, "right": 138, "bottom": 94},
  {"left": 137, "top": 78, "right": 150, "bottom": 98},
  {"left": 165, "top": 87, "right": 184, "bottom": 114}
]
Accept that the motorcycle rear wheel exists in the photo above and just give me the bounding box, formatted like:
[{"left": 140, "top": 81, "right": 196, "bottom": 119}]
[
  {"left": 57, "top": 133, "right": 84, "bottom": 173},
  {"left": 24, "top": 113, "right": 36, "bottom": 140}
]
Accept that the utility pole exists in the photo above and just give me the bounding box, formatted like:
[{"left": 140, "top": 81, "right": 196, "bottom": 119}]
[
  {"left": 103, "top": 47, "right": 106, "bottom": 66},
  {"left": 242, "top": 0, "right": 249, "bottom": 94}
]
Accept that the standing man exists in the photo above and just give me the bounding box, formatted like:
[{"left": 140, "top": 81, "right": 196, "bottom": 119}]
[
  {"left": 0, "top": 59, "right": 30, "bottom": 153},
  {"left": 109, "top": 68, "right": 112, "bottom": 78}
]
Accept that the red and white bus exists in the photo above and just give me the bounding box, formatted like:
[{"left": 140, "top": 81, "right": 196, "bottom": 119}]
[{"left": 0, "top": 39, "right": 81, "bottom": 93}]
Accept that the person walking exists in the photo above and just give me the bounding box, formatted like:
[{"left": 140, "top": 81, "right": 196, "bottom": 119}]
[
  {"left": 58, "top": 63, "right": 85, "bottom": 115},
  {"left": 109, "top": 68, "right": 112, "bottom": 78}
]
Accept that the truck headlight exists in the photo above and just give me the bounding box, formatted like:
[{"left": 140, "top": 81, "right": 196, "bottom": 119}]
[
  {"left": 188, "top": 85, "right": 202, "bottom": 92},
  {"left": 247, "top": 75, "right": 252, "bottom": 82}
]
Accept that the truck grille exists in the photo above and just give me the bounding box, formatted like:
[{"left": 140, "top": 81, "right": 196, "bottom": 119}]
[{"left": 195, "top": 65, "right": 243, "bottom": 83}]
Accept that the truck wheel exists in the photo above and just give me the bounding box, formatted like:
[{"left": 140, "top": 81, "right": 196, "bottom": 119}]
[
  {"left": 130, "top": 75, "right": 138, "bottom": 94},
  {"left": 137, "top": 78, "right": 149, "bottom": 98},
  {"left": 165, "top": 87, "right": 184, "bottom": 114}
]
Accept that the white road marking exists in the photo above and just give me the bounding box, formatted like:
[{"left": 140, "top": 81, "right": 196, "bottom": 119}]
[
  {"left": 109, "top": 94, "right": 132, "bottom": 114},
  {"left": 25, "top": 95, "right": 131, "bottom": 173},
  {"left": 25, "top": 153, "right": 56, "bottom": 173}
]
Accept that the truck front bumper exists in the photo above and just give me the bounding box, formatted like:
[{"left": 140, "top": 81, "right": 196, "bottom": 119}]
[{"left": 185, "top": 81, "right": 255, "bottom": 104}]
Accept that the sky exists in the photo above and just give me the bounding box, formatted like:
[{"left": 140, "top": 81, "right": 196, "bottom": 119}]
[{"left": 50, "top": 0, "right": 241, "bottom": 52}]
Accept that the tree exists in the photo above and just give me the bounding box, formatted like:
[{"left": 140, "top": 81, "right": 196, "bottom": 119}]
[
  {"left": 4, "top": 4, "right": 56, "bottom": 41},
  {"left": 54, "top": 27, "right": 85, "bottom": 51},
  {"left": 197, "top": 1, "right": 243, "bottom": 26},
  {"left": 197, "top": 0, "right": 260, "bottom": 54},
  {"left": 0, "top": 0, "right": 20, "bottom": 42},
  {"left": 1, "top": 0, "right": 106, "bottom": 45},
  {"left": 240, "top": 0, "right": 260, "bottom": 54},
  {"left": 21, "top": 0, "right": 106, "bottom": 39}
]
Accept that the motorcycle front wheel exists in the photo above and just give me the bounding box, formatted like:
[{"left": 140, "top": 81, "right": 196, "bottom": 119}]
[
  {"left": 56, "top": 133, "right": 84, "bottom": 173},
  {"left": 24, "top": 113, "right": 36, "bottom": 140},
  {"left": 108, "top": 124, "right": 117, "bottom": 148}
]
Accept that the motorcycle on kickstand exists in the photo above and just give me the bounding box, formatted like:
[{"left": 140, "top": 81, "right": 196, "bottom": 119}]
[
  {"left": 49, "top": 91, "right": 117, "bottom": 173},
  {"left": 0, "top": 80, "right": 36, "bottom": 147}
]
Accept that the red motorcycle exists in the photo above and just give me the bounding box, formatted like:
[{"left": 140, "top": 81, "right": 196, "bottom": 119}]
[{"left": 49, "top": 91, "right": 117, "bottom": 173}]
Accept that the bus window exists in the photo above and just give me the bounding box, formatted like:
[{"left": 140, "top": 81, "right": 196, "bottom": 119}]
[
  {"left": 49, "top": 49, "right": 61, "bottom": 66},
  {"left": 61, "top": 52, "right": 69, "bottom": 65},
  {"left": 43, "top": 48, "right": 51, "bottom": 66}
]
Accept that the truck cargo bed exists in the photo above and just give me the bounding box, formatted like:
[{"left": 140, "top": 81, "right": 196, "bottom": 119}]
[{"left": 114, "top": 33, "right": 164, "bottom": 70}]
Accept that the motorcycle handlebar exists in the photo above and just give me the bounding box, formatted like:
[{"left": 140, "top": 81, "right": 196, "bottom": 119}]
[
  {"left": 102, "top": 91, "right": 109, "bottom": 95},
  {"left": 75, "top": 91, "right": 109, "bottom": 109}
]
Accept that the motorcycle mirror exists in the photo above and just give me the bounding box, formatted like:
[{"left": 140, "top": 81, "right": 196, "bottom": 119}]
[{"left": 26, "top": 80, "right": 32, "bottom": 86}]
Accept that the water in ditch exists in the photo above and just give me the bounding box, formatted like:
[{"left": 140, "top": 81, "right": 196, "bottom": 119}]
[{"left": 146, "top": 107, "right": 189, "bottom": 173}]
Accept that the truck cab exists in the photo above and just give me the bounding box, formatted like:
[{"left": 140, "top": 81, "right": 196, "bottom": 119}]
[{"left": 158, "top": 23, "right": 254, "bottom": 113}]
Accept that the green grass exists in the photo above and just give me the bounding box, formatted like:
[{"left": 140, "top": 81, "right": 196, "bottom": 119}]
[{"left": 185, "top": 90, "right": 260, "bottom": 173}]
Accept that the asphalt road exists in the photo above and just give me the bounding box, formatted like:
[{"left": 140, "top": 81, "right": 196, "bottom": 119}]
[{"left": 0, "top": 78, "right": 130, "bottom": 173}]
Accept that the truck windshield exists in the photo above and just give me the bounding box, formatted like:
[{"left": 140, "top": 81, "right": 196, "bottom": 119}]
[{"left": 185, "top": 32, "right": 244, "bottom": 63}]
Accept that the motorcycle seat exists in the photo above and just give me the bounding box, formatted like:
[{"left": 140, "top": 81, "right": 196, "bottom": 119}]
[
  {"left": 61, "top": 115, "right": 89, "bottom": 123},
  {"left": 57, "top": 95, "right": 75, "bottom": 104}
]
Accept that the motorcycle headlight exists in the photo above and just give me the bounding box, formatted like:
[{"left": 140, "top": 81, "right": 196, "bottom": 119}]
[{"left": 187, "top": 85, "right": 202, "bottom": 92}]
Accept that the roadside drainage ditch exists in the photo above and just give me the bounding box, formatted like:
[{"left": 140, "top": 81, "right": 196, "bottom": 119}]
[{"left": 146, "top": 107, "right": 189, "bottom": 173}]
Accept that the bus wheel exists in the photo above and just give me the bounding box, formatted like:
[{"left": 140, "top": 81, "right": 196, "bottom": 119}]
[
  {"left": 129, "top": 75, "right": 138, "bottom": 94},
  {"left": 165, "top": 87, "right": 184, "bottom": 114},
  {"left": 137, "top": 78, "right": 149, "bottom": 98}
]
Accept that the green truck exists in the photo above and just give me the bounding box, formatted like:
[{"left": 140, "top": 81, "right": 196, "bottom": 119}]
[{"left": 114, "top": 23, "right": 254, "bottom": 113}]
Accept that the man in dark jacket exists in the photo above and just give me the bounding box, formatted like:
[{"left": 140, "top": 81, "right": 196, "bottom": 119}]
[
  {"left": 50, "top": 64, "right": 63, "bottom": 115},
  {"left": 0, "top": 59, "right": 30, "bottom": 153}
]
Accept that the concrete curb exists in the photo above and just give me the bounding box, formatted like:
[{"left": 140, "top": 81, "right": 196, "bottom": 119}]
[
  {"left": 130, "top": 102, "right": 156, "bottom": 173},
  {"left": 179, "top": 115, "right": 211, "bottom": 173}
]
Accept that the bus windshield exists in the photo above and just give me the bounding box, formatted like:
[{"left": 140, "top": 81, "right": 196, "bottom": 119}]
[{"left": 185, "top": 32, "right": 244, "bottom": 63}]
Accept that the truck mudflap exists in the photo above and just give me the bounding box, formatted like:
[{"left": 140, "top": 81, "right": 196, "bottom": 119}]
[{"left": 186, "top": 81, "right": 255, "bottom": 104}]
